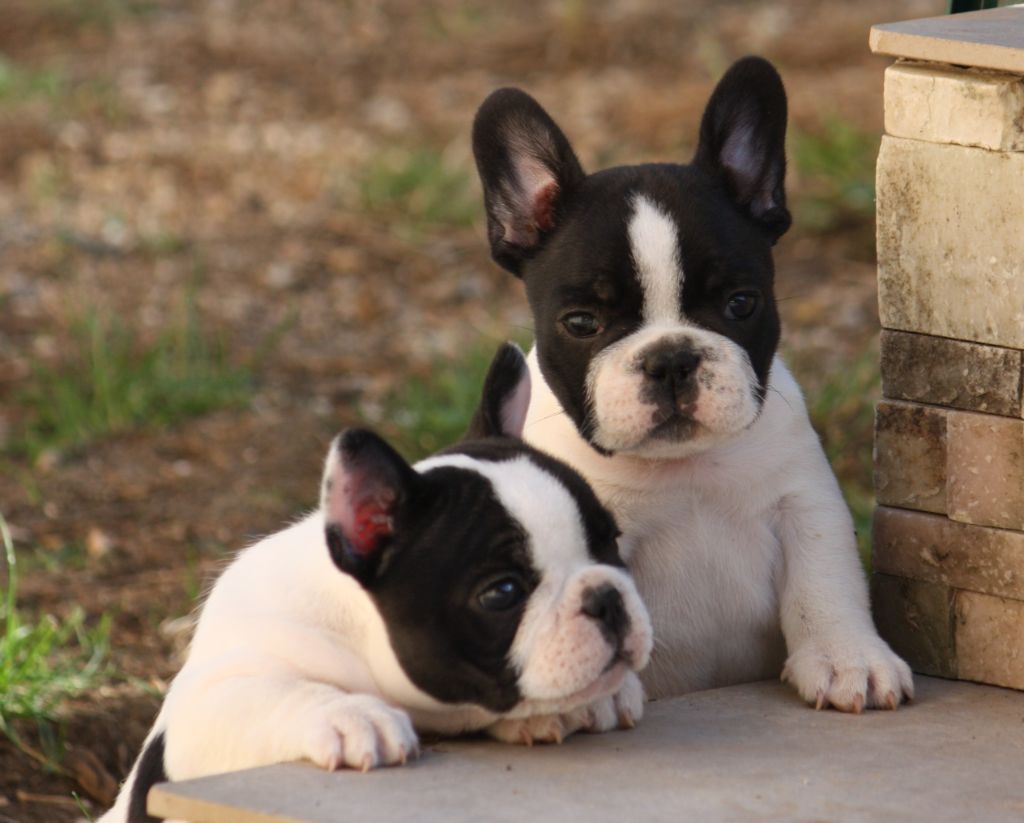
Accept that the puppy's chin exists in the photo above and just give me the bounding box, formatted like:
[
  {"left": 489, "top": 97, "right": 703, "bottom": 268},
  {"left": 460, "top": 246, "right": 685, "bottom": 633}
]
[
  {"left": 509, "top": 564, "right": 652, "bottom": 708},
  {"left": 503, "top": 660, "right": 630, "bottom": 720},
  {"left": 591, "top": 405, "right": 759, "bottom": 460},
  {"left": 585, "top": 327, "right": 763, "bottom": 460}
]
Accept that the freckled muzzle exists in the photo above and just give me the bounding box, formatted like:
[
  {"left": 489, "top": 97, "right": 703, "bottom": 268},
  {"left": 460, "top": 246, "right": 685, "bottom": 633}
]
[
  {"left": 510, "top": 565, "right": 653, "bottom": 706},
  {"left": 587, "top": 325, "right": 761, "bottom": 456}
]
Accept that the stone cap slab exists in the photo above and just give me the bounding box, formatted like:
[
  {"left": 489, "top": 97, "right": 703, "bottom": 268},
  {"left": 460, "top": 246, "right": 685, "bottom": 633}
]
[
  {"left": 871, "top": 6, "right": 1024, "bottom": 74},
  {"left": 148, "top": 678, "right": 1024, "bottom": 823}
]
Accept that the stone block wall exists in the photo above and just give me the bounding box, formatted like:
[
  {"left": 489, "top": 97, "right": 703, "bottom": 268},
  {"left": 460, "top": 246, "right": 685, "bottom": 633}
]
[{"left": 872, "top": 61, "right": 1024, "bottom": 691}]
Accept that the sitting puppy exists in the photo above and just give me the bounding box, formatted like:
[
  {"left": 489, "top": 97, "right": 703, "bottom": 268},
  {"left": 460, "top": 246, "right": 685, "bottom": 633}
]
[
  {"left": 102, "top": 343, "right": 652, "bottom": 823},
  {"left": 471, "top": 58, "right": 913, "bottom": 711}
]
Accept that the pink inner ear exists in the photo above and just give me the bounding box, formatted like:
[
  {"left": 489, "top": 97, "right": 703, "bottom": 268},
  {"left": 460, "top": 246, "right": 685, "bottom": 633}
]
[
  {"left": 499, "top": 368, "right": 532, "bottom": 438},
  {"left": 327, "top": 458, "right": 397, "bottom": 557},
  {"left": 532, "top": 180, "right": 559, "bottom": 232},
  {"left": 345, "top": 486, "right": 395, "bottom": 555}
]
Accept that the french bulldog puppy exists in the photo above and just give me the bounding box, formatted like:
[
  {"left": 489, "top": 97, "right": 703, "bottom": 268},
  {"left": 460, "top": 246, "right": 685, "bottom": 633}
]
[
  {"left": 472, "top": 58, "right": 913, "bottom": 712},
  {"left": 102, "top": 343, "right": 652, "bottom": 823}
]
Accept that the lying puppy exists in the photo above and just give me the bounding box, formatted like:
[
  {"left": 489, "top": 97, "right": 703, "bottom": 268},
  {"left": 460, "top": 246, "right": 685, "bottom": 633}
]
[
  {"left": 102, "top": 343, "right": 652, "bottom": 823},
  {"left": 472, "top": 58, "right": 913, "bottom": 711}
]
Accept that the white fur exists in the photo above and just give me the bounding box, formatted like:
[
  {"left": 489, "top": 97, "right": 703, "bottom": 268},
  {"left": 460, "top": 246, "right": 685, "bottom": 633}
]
[
  {"left": 525, "top": 349, "right": 913, "bottom": 708},
  {"left": 629, "top": 195, "right": 684, "bottom": 324},
  {"left": 102, "top": 452, "right": 652, "bottom": 823}
]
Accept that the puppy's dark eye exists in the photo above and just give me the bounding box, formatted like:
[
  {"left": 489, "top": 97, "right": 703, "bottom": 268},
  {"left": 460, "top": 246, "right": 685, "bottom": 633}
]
[
  {"left": 561, "top": 312, "right": 603, "bottom": 338},
  {"left": 724, "top": 291, "right": 759, "bottom": 321},
  {"left": 477, "top": 577, "right": 526, "bottom": 611}
]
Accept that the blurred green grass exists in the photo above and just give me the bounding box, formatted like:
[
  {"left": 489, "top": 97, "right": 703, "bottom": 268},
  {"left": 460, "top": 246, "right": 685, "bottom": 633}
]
[
  {"left": 358, "top": 147, "right": 479, "bottom": 235},
  {"left": 38, "top": 0, "right": 156, "bottom": 30},
  {"left": 790, "top": 118, "right": 879, "bottom": 253},
  {"left": 0, "top": 56, "right": 65, "bottom": 105},
  {"left": 0, "top": 514, "right": 112, "bottom": 766},
  {"left": 10, "top": 292, "right": 252, "bottom": 462},
  {"left": 370, "top": 338, "right": 525, "bottom": 460},
  {"left": 0, "top": 53, "right": 125, "bottom": 121}
]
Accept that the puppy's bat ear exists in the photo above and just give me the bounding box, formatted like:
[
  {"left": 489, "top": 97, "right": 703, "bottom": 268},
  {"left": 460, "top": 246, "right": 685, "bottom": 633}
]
[
  {"left": 694, "top": 56, "right": 791, "bottom": 243},
  {"left": 472, "top": 88, "right": 585, "bottom": 275},
  {"left": 465, "top": 342, "right": 532, "bottom": 441},
  {"left": 320, "top": 429, "right": 419, "bottom": 588}
]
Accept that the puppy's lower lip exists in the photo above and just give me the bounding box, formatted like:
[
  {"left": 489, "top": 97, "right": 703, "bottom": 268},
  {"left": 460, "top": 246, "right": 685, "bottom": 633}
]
[{"left": 649, "top": 412, "right": 696, "bottom": 441}]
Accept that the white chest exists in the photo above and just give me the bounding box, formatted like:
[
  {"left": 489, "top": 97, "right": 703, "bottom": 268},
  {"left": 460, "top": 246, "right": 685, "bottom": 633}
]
[{"left": 605, "top": 479, "right": 786, "bottom": 698}]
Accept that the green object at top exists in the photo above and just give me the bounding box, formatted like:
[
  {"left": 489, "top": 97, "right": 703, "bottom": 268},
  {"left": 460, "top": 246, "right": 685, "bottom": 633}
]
[{"left": 949, "top": 0, "right": 1005, "bottom": 12}]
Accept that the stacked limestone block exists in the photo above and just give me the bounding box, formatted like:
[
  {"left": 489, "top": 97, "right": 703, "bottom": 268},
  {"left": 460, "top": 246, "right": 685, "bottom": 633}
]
[{"left": 871, "top": 58, "right": 1024, "bottom": 691}]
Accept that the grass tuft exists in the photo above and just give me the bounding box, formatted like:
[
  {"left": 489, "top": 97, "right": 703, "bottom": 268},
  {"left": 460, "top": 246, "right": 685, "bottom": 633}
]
[
  {"left": 371, "top": 344, "right": 500, "bottom": 460},
  {"left": 0, "top": 513, "right": 112, "bottom": 760},
  {"left": 790, "top": 118, "right": 878, "bottom": 240},
  {"left": 0, "top": 54, "right": 126, "bottom": 121},
  {"left": 12, "top": 293, "right": 252, "bottom": 461},
  {"left": 359, "top": 148, "right": 478, "bottom": 232},
  {"left": 43, "top": 0, "right": 157, "bottom": 30},
  {"left": 369, "top": 336, "right": 531, "bottom": 461},
  {"left": 0, "top": 56, "right": 65, "bottom": 106}
]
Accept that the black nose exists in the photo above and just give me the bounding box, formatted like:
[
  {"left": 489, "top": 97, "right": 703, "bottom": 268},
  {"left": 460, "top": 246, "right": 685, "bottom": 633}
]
[
  {"left": 581, "top": 585, "right": 628, "bottom": 643},
  {"left": 642, "top": 348, "right": 701, "bottom": 388}
]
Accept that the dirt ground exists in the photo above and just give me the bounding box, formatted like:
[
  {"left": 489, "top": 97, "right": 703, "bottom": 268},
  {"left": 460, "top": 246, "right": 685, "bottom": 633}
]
[{"left": 0, "top": 0, "right": 944, "bottom": 819}]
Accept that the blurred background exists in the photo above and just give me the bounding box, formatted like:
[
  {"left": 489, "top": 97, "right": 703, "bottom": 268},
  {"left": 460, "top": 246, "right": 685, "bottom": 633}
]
[{"left": 0, "top": 0, "right": 943, "bottom": 819}]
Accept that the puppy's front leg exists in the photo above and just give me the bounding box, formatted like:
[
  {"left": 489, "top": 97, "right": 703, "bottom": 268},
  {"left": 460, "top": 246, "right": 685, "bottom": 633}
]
[
  {"left": 777, "top": 451, "right": 913, "bottom": 712},
  {"left": 163, "top": 661, "right": 418, "bottom": 779}
]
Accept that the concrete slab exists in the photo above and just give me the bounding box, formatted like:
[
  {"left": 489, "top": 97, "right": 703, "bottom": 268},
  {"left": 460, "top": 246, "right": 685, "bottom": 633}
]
[{"left": 148, "top": 677, "right": 1024, "bottom": 822}]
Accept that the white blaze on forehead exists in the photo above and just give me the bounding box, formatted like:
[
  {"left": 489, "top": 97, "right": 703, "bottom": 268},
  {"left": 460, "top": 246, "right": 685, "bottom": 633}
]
[
  {"left": 628, "top": 194, "right": 684, "bottom": 325},
  {"left": 413, "top": 453, "right": 591, "bottom": 573}
]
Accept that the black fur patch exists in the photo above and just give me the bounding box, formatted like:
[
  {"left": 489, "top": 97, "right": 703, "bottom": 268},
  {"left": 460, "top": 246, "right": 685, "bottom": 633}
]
[
  {"left": 361, "top": 462, "right": 533, "bottom": 712},
  {"left": 127, "top": 731, "right": 167, "bottom": 823},
  {"left": 464, "top": 341, "right": 528, "bottom": 440},
  {"left": 345, "top": 437, "right": 622, "bottom": 714}
]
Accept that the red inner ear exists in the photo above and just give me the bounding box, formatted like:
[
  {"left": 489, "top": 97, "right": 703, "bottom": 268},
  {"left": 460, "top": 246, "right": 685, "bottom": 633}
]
[
  {"left": 347, "top": 495, "right": 394, "bottom": 556},
  {"left": 533, "top": 181, "right": 559, "bottom": 232}
]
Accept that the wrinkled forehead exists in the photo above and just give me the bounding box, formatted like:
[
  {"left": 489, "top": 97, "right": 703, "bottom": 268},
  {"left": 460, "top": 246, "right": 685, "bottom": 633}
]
[
  {"left": 539, "top": 168, "right": 774, "bottom": 296},
  {"left": 415, "top": 452, "right": 592, "bottom": 572}
]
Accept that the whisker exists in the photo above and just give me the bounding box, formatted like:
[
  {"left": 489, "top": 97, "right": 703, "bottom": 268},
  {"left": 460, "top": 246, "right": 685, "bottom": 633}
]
[
  {"left": 767, "top": 385, "right": 793, "bottom": 412},
  {"left": 525, "top": 408, "right": 569, "bottom": 428}
]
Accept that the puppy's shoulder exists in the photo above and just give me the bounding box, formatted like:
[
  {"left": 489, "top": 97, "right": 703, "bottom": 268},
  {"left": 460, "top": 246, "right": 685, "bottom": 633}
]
[
  {"left": 760, "top": 356, "right": 818, "bottom": 438},
  {"left": 194, "top": 512, "right": 333, "bottom": 625},
  {"left": 730, "top": 356, "right": 826, "bottom": 486}
]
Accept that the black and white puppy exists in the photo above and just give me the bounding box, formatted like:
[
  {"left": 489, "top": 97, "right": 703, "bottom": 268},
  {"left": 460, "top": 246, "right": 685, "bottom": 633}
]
[
  {"left": 472, "top": 58, "right": 913, "bottom": 711},
  {"left": 101, "top": 343, "right": 652, "bottom": 823}
]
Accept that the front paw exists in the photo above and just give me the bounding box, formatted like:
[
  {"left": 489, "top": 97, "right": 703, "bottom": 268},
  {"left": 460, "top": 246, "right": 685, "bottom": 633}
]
[
  {"left": 782, "top": 634, "right": 914, "bottom": 712},
  {"left": 486, "top": 672, "right": 647, "bottom": 745},
  {"left": 302, "top": 693, "right": 418, "bottom": 771},
  {"left": 584, "top": 669, "right": 645, "bottom": 732},
  {"left": 486, "top": 709, "right": 589, "bottom": 745}
]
